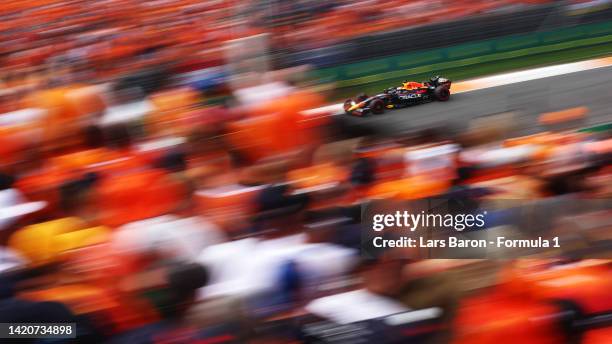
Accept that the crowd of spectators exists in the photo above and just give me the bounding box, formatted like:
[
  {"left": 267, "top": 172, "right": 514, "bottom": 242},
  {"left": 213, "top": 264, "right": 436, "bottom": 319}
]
[
  {"left": 1, "top": 1, "right": 562, "bottom": 88},
  {"left": 0, "top": 0, "right": 610, "bottom": 343},
  {"left": 0, "top": 75, "right": 610, "bottom": 342}
]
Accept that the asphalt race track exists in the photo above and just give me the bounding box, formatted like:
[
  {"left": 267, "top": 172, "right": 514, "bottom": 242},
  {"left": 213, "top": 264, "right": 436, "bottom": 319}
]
[{"left": 334, "top": 66, "right": 612, "bottom": 138}]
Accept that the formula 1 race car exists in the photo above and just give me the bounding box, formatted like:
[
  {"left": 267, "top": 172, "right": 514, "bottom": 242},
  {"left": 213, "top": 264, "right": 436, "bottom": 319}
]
[{"left": 344, "top": 76, "right": 451, "bottom": 116}]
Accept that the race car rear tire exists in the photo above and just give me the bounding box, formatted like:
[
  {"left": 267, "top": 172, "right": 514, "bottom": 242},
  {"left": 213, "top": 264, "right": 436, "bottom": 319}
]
[
  {"left": 370, "top": 99, "right": 385, "bottom": 114},
  {"left": 434, "top": 86, "right": 450, "bottom": 101}
]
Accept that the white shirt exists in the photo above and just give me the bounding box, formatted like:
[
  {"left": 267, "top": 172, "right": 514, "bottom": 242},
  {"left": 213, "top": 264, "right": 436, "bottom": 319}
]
[
  {"left": 306, "top": 289, "right": 410, "bottom": 324},
  {"left": 0, "top": 188, "right": 26, "bottom": 231},
  {"left": 197, "top": 233, "right": 358, "bottom": 299},
  {"left": 0, "top": 247, "right": 26, "bottom": 273},
  {"left": 112, "top": 215, "right": 226, "bottom": 261}
]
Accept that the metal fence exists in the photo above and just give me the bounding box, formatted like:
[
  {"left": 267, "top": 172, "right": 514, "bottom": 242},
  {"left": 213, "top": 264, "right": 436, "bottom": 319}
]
[{"left": 279, "top": 3, "right": 612, "bottom": 69}]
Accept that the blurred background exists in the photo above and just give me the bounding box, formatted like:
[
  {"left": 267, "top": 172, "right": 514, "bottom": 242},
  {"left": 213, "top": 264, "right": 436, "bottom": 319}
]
[{"left": 0, "top": 0, "right": 611, "bottom": 343}]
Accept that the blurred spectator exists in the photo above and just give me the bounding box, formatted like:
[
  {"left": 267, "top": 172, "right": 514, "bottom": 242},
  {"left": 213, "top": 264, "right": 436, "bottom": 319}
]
[
  {"left": 0, "top": 173, "right": 25, "bottom": 232},
  {"left": 110, "top": 262, "right": 221, "bottom": 343},
  {"left": 198, "top": 184, "right": 358, "bottom": 317},
  {"left": 1, "top": 172, "right": 46, "bottom": 243}
]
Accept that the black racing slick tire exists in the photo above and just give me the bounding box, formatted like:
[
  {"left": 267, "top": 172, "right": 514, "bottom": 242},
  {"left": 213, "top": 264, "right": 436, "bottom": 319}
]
[
  {"left": 370, "top": 99, "right": 385, "bottom": 114},
  {"left": 434, "top": 86, "right": 450, "bottom": 101}
]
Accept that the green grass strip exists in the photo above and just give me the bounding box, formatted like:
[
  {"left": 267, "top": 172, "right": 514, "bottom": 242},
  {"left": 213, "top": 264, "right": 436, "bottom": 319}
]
[
  {"left": 578, "top": 122, "right": 612, "bottom": 133},
  {"left": 335, "top": 34, "right": 612, "bottom": 88}
]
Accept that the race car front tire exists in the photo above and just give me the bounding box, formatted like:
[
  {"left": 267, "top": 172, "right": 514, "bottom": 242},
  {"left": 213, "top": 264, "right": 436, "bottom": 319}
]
[
  {"left": 434, "top": 86, "right": 450, "bottom": 101},
  {"left": 370, "top": 99, "right": 385, "bottom": 114},
  {"left": 343, "top": 99, "right": 354, "bottom": 115}
]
